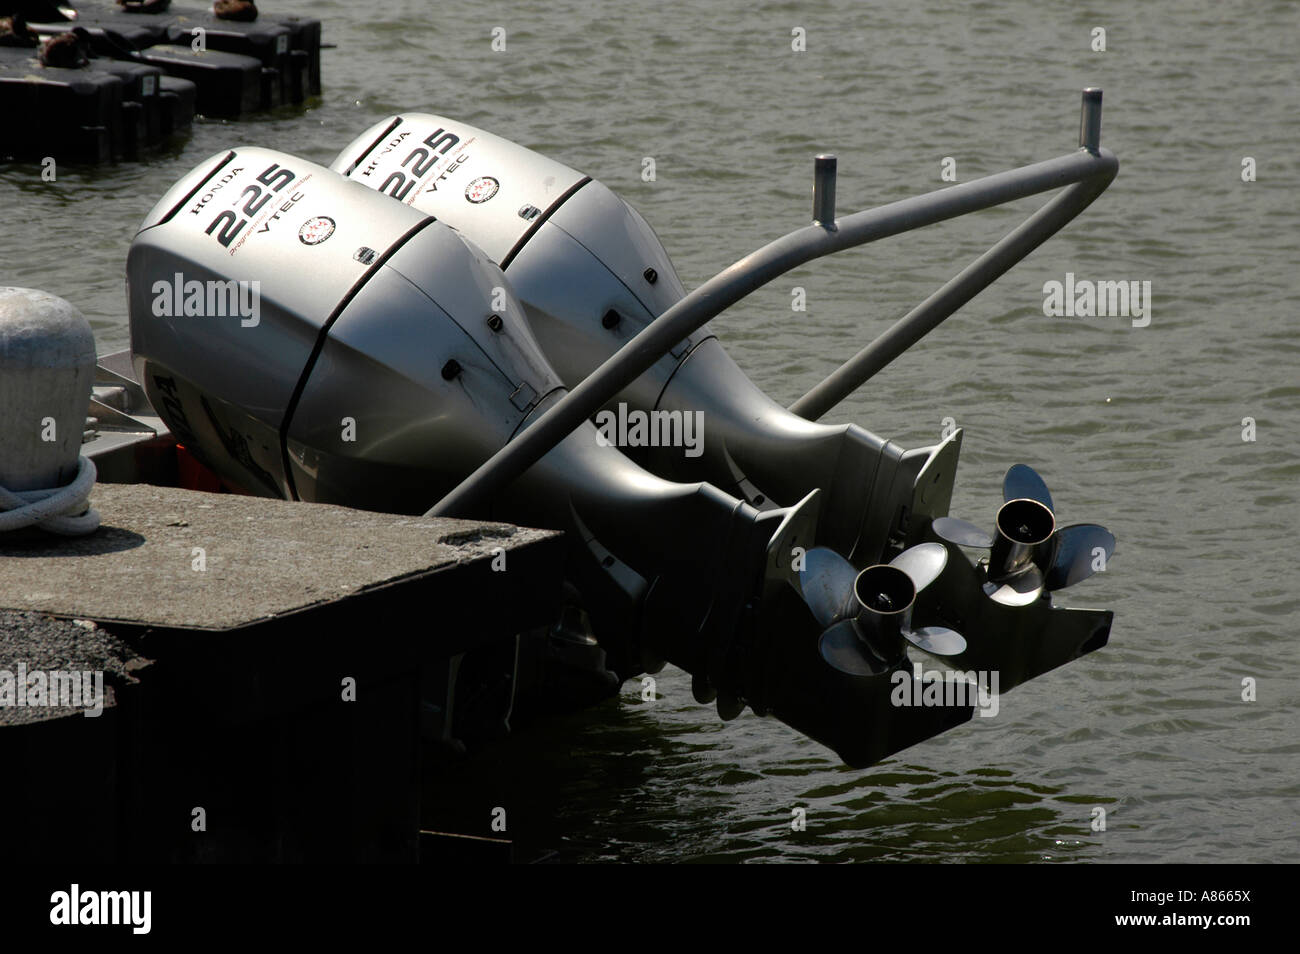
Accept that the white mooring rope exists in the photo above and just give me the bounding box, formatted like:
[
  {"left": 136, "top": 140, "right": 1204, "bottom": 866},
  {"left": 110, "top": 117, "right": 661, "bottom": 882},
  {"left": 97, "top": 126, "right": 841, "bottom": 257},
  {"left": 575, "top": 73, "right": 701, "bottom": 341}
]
[{"left": 0, "top": 455, "right": 101, "bottom": 535}]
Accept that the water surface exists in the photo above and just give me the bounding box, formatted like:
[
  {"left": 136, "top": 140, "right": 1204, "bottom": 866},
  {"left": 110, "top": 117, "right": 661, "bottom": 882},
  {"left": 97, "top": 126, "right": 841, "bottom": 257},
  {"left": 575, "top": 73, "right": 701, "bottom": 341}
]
[{"left": 2, "top": 0, "right": 1296, "bottom": 862}]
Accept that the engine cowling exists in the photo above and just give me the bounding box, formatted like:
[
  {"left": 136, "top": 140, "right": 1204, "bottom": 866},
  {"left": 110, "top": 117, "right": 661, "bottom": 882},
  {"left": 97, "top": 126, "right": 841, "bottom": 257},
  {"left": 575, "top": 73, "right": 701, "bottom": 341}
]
[
  {"left": 330, "top": 113, "right": 961, "bottom": 566},
  {"left": 126, "top": 147, "right": 990, "bottom": 768}
]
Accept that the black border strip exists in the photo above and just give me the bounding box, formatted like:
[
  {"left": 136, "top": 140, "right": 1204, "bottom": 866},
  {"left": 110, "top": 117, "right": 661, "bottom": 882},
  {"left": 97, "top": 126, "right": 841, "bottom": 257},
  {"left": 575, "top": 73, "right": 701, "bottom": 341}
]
[
  {"left": 277, "top": 215, "right": 437, "bottom": 500},
  {"left": 498, "top": 176, "right": 592, "bottom": 271},
  {"left": 340, "top": 116, "right": 404, "bottom": 176},
  {"left": 151, "top": 150, "right": 237, "bottom": 229}
]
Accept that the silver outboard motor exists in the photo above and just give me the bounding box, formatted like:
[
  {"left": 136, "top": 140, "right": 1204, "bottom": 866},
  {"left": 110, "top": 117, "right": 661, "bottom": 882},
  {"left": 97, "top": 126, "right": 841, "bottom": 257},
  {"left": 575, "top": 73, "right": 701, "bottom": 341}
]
[
  {"left": 329, "top": 113, "right": 960, "bottom": 566},
  {"left": 328, "top": 114, "right": 1118, "bottom": 695},
  {"left": 126, "top": 147, "right": 980, "bottom": 767}
]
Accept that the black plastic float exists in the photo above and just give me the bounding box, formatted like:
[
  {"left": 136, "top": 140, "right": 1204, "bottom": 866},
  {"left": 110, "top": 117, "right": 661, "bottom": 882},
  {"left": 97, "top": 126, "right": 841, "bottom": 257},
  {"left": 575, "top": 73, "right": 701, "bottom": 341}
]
[
  {"left": 93, "top": 58, "right": 165, "bottom": 151},
  {"left": 1, "top": 2, "right": 322, "bottom": 162},
  {"left": 29, "top": 1, "right": 321, "bottom": 108},
  {"left": 157, "top": 73, "right": 196, "bottom": 135},
  {"left": 134, "top": 42, "right": 262, "bottom": 117},
  {"left": 0, "top": 43, "right": 197, "bottom": 161},
  {"left": 0, "top": 46, "right": 123, "bottom": 163},
  {"left": 160, "top": 12, "right": 294, "bottom": 109}
]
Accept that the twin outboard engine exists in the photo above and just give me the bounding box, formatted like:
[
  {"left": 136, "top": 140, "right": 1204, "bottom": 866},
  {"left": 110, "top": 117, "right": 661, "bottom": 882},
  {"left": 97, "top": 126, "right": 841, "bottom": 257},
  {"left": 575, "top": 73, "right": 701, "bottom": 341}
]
[
  {"left": 329, "top": 113, "right": 958, "bottom": 566},
  {"left": 125, "top": 94, "right": 1120, "bottom": 765},
  {"left": 126, "top": 148, "right": 979, "bottom": 766},
  {"left": 326, "top": 112, "right": 1117, "bottom": 682}
]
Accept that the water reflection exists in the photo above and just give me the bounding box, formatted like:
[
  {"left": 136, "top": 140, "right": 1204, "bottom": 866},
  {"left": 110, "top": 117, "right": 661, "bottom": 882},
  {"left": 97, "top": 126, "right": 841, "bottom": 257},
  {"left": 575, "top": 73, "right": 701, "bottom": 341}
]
[{"left": 424, "top": 669, "right": 1116, "bottom": 863}]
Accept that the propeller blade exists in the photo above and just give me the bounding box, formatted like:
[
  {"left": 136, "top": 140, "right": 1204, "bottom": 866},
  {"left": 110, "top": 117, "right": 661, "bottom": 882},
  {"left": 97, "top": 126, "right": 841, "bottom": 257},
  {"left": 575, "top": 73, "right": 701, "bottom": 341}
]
[
  {"left": 932, "top": 516, "right": 994, "bottom": 549},
  {"left": 1045, "top": 523, "right": 1115, "bottom": 589},
  {"left": 901, "top": 625, "right": 968, "bottom": 657},
  {"left": 819, "top": 620, "right": 886, "bottom": 676},
  {"left": 889, "top": 542, "right": 948, "bottom": 592},
  {"left": 798, "top": 546, "right": 858, "bottom": 627},
  {"left": 984, "top": 565, "right": 1045, "bottom": 606},
  {"left": 1003, "top": 463, "right": 1054, "bottom": 511}
]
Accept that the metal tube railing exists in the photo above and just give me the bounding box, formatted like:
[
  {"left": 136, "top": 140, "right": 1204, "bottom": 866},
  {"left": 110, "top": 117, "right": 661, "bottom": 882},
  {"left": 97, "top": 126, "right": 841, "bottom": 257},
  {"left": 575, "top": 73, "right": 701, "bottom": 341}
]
[
  {"left": 791, "top": 88, "right": 1116, "bottom": 419},
  {"left": 427, "top": 89, "right": 1117, "bottom": 518},
  {"left": 789, "top": 169, "right": 1115, "bottom": 420}
]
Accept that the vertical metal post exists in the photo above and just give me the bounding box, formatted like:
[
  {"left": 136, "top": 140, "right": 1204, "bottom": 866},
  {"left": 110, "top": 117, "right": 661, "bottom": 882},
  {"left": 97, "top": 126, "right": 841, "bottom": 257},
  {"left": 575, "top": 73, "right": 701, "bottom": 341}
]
[
  {"left": 1079, "top": 87, "right": 1103, "bottom": 154},
  {"left": 813, "top": 155, "right": 837, "bottom": 227}
]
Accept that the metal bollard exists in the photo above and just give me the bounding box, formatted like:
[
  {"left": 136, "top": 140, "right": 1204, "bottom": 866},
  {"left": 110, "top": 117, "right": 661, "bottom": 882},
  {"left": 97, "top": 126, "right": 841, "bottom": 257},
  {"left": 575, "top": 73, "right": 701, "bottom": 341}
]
[{"left": 0, "top": 287, "right": 101, "bottom": 535}]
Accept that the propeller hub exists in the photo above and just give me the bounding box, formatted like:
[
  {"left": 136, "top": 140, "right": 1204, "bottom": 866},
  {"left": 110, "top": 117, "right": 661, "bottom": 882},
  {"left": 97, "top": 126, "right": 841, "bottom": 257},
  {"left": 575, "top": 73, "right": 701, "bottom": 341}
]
[
  {"left": 853, "top": 564, "right": 916, "bottom": 618},
  {"left": 995, "top": 498, "right": 1055, "bottom": 544},
  {"left": 816, "top": 545, "right": 965, "bottom": 675},
  {"left": 938, "top": 464, "right": 1114, "bottom": 605},
  {"left": 988, "top": 497, "right": 1056, "bottom": 587}
]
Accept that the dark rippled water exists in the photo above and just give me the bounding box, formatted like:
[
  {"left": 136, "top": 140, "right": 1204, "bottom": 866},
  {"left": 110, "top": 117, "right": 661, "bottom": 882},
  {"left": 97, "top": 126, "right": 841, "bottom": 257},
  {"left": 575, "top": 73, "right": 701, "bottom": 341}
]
[{"left": 3, "top": 0, "right": 1297, "bottom": 862}]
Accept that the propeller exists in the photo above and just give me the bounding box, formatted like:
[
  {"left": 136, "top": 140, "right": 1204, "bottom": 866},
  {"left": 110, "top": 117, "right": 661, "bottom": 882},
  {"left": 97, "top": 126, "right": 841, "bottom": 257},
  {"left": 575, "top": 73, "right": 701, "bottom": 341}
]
[
  {"left": 931, "top": 463, "right": 1115, "bottom": 606},
  {"left": 798, "top": 542, "right": 966, "bottom": 675}
]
